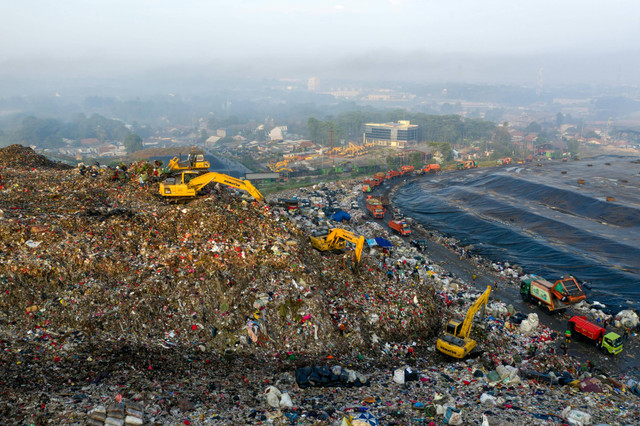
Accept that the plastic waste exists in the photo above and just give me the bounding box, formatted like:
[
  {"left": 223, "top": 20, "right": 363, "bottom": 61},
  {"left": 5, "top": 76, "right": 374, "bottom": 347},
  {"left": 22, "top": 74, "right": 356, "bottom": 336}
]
[
  {"left": 444, "top": 406, "right": 463, "bottom": 425},
  {"left": 561, "top": 406, "right": 592, "bottom": 426},
  {"left": 393, "top": 368, "right": 405, "bottom": 384},
  {"left": 279, "top": 391, "right": 293, "bottom": 408},
  {"left": 264, "top": 386, "right": 281, "bottom": 408},
  {"left": 480, "top": 393, "right": 496, "bottom": 405}
]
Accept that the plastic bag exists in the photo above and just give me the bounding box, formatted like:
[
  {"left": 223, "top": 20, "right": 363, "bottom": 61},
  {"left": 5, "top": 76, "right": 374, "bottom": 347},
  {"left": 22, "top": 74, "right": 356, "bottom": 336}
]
[
  {"left": 265, "top": 386, "right": 281, "bottom": 408},
  {"left": 280, "top": 392, "right": 293, "bottom": 408},
  {"left": 561, "top": 406, "right": 592, "bottom": 426},
  {"left": 444, "top": 406, "right": 463, "bottom": 425},
  {"left": 393, "top": 368, "right": 405, "bottom": 384}
]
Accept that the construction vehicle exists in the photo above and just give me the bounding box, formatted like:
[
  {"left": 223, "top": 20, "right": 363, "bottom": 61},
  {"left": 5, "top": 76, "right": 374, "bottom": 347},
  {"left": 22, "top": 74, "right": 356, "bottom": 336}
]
[
  {"left": 374, "top": 172, "right": 386, "bottom": 183},
  {"left": 456, "top": 160, "right": 478, "bottom": 170},
  {"left": 365, "top": 197, "right": 386, "bottom": 219},
  {"left": 168, "top": 153, "right": 210, "bottom": 173},
  {"left": 309, "top": 228, "right": 365, "bottom": 263},
  {"left": 159, "top": 171, "right": 265, "bottom": 202},
  {"left": 363, "top": 178, "right": 377, "bottom": 188},
  {"left": 520, "top": 275, "right": 586, "bottom": 313},
  {"left": 400, "top": 165, "right": 415, "bottom": 175},
  {"left": 422, "top": 164, "right": 440, "bottom": 173},
  {"left": 437, "top": 286, "right": 491, "bottom": 358},
  {"left": 387, "top": 170, "right": 402, "bottom": 179},
  {"left": 568, "top": 316, "right": 623, "bottom": 355},
  {"left": 389, "top": 219, "right": 411, "bottom": 236},
  {"left": 267, "top": 159, "right": 294, "bottom": 173},
  {"left": 520, "top": 276, "right": 565, "bottom": 313},
  {"left": 496, "top": 157, "right": 512, "bottom": 166}
]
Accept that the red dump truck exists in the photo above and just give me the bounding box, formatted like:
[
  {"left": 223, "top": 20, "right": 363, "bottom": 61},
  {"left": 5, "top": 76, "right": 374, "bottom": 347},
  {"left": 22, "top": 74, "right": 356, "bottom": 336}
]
[
  {"left": 389, "top": 220, "right": 411, "bottom": 236},
  {"left": 400, "top": 165, "right": 415, "bottom": 175},
  {"left": 423, "top": 164, "right": 440, "bottom": 173},
  {"left": 568, "top": 316, "right": 623, "bottom": 355},
  {"left": 365, "top": 197, "right": 386, "bottom": 219},
  {"left": 387, "top": 170, "right": 402, "bottom": 179}
]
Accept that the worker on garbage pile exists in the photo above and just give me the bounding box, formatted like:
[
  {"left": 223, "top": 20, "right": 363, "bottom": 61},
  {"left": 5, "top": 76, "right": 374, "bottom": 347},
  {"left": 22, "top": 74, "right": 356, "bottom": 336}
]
[{"left": 565, "top": 330, "right": 571, "bottom": 344}]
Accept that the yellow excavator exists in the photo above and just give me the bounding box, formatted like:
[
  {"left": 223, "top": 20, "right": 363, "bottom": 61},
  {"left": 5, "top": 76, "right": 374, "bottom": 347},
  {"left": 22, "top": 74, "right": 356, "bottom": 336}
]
[
  {"left": 436, "top": 286, "right": 491, "bottom": 358},
  {"left": 159, "top": 171, "right": 265, "bottom": 202},
  {"left": 167, "top": 153, "right": 210, "bottom": 173},
  {"left": 309, "top": 228, "right": 365, "bottom": 263}
]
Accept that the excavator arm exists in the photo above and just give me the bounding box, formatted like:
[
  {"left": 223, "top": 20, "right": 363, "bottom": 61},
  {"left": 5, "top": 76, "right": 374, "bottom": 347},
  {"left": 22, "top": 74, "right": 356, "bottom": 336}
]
[
  {"left": 160, "top": 171, "right": 264, "bottom": 202},
  {"left": 325, "top": 228, "right": 365, "bottom": 263},
  {"left": 458, "top": 286, "right": 491, "bottom": 338},
  {"left": 188, "top": 172, "right": 265, "bottom": 202}
]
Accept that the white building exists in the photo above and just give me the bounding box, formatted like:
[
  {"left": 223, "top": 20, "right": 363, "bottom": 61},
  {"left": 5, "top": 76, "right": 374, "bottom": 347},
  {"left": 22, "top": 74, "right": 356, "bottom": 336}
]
[{"left": 269, "top": 126, "right": 288, "bottom": 141}]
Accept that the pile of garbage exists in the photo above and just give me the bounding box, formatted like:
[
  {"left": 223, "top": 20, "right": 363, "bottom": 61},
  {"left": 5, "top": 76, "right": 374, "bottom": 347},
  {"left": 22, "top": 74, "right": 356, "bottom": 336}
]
[
  {"left": 0, "top": 144, "right": 72, "bottom": 170},
  {"left": 1, "top": 149, "right": 639, "bottom": 424}
]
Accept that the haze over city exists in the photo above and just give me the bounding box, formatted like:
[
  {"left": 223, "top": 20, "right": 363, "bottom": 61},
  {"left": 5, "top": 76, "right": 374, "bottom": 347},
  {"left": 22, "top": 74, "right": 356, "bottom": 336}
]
[{"left": 2, "top": 0, "right": 640, "bottom": 94}]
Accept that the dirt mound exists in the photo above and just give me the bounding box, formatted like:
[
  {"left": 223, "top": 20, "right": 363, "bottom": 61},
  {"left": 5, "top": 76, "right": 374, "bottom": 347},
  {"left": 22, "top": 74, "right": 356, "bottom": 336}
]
[{"left": 0, "top": 144, "right": 73, "bottom": 170}]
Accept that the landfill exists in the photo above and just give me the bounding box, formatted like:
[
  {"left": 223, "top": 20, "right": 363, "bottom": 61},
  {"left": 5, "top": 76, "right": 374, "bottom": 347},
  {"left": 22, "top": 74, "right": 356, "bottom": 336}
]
[{"left": 1, "top": 144, "right": 639, "bottom": 425}]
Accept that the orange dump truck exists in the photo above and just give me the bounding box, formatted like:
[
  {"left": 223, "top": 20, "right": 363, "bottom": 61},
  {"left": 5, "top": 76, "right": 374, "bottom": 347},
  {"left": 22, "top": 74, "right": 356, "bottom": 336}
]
[
  {"left": 423, "top": 164, "right": 440, "bottom": 173},
  {"left": 387, "top": 170, "right": 402, "bottom": 179},
  {"left": 365, "top": 197, "right": 386, "bottom": 219},
  {"left": 400, "top": 165, "right": 415, "bottom": 175},
  {"left": 389, "top": 219, "right": 411, "bottom": 236}
]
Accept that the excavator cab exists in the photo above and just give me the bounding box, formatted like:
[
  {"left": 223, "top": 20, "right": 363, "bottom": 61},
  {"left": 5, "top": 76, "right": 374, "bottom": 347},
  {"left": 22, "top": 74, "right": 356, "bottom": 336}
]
[{"left": 445, "top": 319, "right": 464, "bottom": 336}]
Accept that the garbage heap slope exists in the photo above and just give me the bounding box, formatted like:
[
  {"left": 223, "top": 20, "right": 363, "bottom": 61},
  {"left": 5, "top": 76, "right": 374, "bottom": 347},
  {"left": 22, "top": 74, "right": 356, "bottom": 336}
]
[{"left": 0, "top": 166, "right": 443, "bottom": 359}]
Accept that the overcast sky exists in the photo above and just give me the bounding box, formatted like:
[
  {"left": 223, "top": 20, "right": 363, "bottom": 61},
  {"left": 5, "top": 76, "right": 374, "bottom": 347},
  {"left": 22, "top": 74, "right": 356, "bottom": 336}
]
[{"left": 1, "top": 0, "right": 639, "bottom": 88}]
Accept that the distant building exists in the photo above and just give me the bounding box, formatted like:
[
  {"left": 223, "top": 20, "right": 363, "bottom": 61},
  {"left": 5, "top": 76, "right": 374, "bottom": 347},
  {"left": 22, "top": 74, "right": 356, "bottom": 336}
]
[
  {"left": 269, "top": 126, "right": 288, "bottom": 141},
  {"left": 363, "top": 120, "right": 420, "bottom": 148}
]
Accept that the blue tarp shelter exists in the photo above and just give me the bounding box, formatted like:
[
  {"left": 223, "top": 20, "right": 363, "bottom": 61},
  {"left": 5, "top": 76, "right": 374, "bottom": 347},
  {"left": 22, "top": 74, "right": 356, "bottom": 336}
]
[
  {"left": 374, "top": 237, "right": 393, "bottom": 248},
  {"left": 331, "top": 210, "right": 351, "bottom": 222}
]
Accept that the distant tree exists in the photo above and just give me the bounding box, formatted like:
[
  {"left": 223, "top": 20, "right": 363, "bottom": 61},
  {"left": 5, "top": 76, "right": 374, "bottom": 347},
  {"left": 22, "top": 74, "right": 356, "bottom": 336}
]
[
  {"left": 427, "top": 142, "right": 453, "bottom": 162},
  {"left": 535, "top": 131, "right": 548, "bottom": 145},
  {"left": 556, "top": 112, "right": 564, "bottom": 127},
  {"left": 525, "top": 122, "right": 542, "bottom": 133},
  {"left": 567, "top": 139, "right": 580, "bottom": 156},
  {"left": 123, "top": 133, "right": 143, "bottom": 154},
  {"left": 408, "top": 152, "right": 423, "bottom": 168}
]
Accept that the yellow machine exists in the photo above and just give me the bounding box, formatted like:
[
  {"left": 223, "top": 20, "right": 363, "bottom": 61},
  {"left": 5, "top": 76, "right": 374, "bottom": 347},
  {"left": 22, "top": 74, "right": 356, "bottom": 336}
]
[
  {"left": 436, "top": 286, "right": 491, "bottom": 358},
  {"left": 309, "top": 228, "right": 365, "bottom": 263},
  {"left": 267, "top": 159, "right": 294, "bottom": 173},
  {"left": 159, "top": 171, "right": 265, "bottom": 202},
  {"left": 167, "top": 153, "right": 210, "bottom": 173}
]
